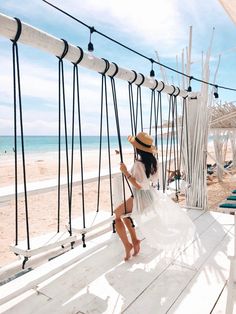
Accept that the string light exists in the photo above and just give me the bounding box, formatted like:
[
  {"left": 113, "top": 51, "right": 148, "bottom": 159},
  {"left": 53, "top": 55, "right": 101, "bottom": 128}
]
[
  {"left": 87, "top": 26, "right": 94, "bottom": 59},
  {"left": 187, "top": 76, "right": 193, "bottom": 92},
  {"left": 149, "top": 58, "right": 155, "bottom": 77},
  {"left": 42, "top": 0, "right": 236, "bottom": 95},
  {"left": 214, "top": 85, "right": 219, "bottom": 98}
]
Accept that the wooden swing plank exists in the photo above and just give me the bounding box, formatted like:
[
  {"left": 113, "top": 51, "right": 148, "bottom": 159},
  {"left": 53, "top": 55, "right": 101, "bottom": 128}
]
[
  {"left": 70, "top": 210, "right": 132, "bottom": 234},
  {"left": 9, "top": 232, "right": 77, "bottom": 258},
  {"left": 70, "top": 210, "right": 114, "bottom": 234}
]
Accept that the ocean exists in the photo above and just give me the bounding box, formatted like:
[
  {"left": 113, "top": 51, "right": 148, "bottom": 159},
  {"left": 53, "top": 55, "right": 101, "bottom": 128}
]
[
  {"left": 0, "top": 136, "right": 132, "bottom": 155},
  {"left": 0, "top": 135, "right": 214, "bottom": 156}
]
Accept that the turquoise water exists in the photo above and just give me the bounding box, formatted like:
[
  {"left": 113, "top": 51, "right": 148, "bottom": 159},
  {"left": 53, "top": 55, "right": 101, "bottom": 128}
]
[
  {"left": 0, "top": 136, "right": 132, "bottom": 155},
  {"left": 0, "top": 136, "right": 212, "bottom": 154},
  {"left": 0, "top": 135, "right": 213, "bottom": 155}
]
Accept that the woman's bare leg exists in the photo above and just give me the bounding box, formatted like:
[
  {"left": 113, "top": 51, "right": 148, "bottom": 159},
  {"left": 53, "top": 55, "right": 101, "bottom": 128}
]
[
  {"left": 115, "top": 197, "right": 133, "bottom": 261},
  {"left": 123, "top": 218, "right": 141, "bottom": 256},
  {"left": 115, "top": 197, "right": 141, "bottom": 259}
]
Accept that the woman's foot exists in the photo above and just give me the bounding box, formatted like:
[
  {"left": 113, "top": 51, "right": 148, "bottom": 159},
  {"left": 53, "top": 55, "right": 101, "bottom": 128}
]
[
  {"left": 124, "top": 243, "right": 133, "bottom": 261},
  {"left": 133, "top": 240, "right": 141, "bottom": 256}
]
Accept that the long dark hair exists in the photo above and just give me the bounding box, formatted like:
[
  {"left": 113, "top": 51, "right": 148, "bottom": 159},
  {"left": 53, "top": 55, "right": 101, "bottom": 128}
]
[{"left": 136, "top": 149, "right": 157, "bottom": 178}]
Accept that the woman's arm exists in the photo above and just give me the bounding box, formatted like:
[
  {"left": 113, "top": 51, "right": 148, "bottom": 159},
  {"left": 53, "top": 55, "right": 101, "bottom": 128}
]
[{"left": 120, "top": 162, "right": 142, "bottom": 190}]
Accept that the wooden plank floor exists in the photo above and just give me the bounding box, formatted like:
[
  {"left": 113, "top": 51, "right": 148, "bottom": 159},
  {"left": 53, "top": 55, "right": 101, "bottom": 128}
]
[{"left": 0, "top": 209, "right": 235, "bottom": 314}]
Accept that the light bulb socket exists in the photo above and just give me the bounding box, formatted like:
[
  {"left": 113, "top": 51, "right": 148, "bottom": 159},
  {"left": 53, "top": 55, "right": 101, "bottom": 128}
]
[
  {"left": 213, "top": 85, "right": 219, "bottom": 98},
  {"left": 187, "top": 76, "right": 193, "bottom": 92},
  {"left": 88, "top": 42, "right": 94, "bottom": 52},
  {"left": 150, "top": 69, "right": 155, "bottom": 77}
]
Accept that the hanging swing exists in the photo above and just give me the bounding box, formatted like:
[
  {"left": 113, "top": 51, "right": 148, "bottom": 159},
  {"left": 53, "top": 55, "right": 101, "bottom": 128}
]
[
  {"left": 9, "top": 30, "right": 76, "bottom": 268},
  {"left": 69, "top": 59, "right": 136, "bottom": 245}
]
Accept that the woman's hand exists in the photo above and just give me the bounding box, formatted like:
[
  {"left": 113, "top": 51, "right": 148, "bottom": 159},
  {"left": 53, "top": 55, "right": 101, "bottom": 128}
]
[{"left": 120, "top": 162, "right": 128, "bottom": 175}]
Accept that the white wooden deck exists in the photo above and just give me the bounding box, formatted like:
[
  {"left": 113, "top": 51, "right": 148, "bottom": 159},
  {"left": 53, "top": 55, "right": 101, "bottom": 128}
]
[{"left": 0, "top": 209, "right": 235, "bottom": 314}]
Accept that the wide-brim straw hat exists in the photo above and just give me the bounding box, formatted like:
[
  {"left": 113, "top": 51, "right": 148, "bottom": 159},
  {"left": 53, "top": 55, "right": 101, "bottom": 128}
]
[{"left": 128, "top": 132, "right": 157, "bottom": 154}]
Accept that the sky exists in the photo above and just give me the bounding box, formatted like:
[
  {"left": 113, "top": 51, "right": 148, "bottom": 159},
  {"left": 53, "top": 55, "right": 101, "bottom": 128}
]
[{"left": 0, "top": 0, "right": 236, "bottom": 135}]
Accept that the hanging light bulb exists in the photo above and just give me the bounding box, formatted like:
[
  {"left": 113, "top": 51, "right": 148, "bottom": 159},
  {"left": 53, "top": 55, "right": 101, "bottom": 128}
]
[
  {"left": 87, "top": 26, "right": 95, "bottom": 60},
  {"left": 148, "top": 58, "right": 156, "bottom": 86},
  {"left": 150, "top": 58, "right": 155, "bottom": 77},
  {"left": 213, "top": 85, "right": 219, "bottom": 98},
  {"left": 187, "top": 76, "right": 193, "bottom": 92}
]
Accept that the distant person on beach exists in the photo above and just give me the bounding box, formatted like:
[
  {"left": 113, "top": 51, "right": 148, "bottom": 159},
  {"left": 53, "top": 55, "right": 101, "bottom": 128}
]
[{"left": 115, "top": 131, "right": 195, "bottom": 261}]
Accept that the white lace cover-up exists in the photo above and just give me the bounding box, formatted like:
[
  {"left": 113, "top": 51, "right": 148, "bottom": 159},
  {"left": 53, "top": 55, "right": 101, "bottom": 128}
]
[{"left": 113, "top": 160, "right": 195, "bottom": 254}]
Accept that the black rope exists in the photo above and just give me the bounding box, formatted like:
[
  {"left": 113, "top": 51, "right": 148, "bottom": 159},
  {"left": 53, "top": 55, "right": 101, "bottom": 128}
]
[
  {"left": 164, "top": 90, "right": 173, "bottom": 190},
  {"left": 57, "top": 39, "right": 70, "bottom": 233},
  {"left": 128, "top": 82, "right": 136, "bottom": 136},
  {"left": 72, "top": 62, "right": 86, "bottom": 247},
  {"left": 73, "top": 46, "right": 84, "bottom": 65},
  {"left": 130, "top": 70, "right": 138, "bottom": 84},
  {"left": 158, "top": 91, "right": 165, "bottom": 191},
  {"left": 69, "top": 52, "right": 84, "bottom": 239},
  {"left": 110, "top": 77, "right": 134, "bottom": 200},
  {"left": 96, "top": 58, "right": 110, "bottom": 213},
  {"left": 104, "top": 75, "right": 114, "bottom": 216},
  {"left": 11, "top": 18, "right": 30, "bottom": 250},
  {"left": 109, "top": 62, "right": 119, "bottom": 78}
]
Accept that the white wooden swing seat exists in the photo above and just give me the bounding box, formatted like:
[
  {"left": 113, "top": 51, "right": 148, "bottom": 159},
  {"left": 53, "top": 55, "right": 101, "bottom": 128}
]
[
  {"left": 3, "top": 170, "right": 126, "bottom": 264},
  {"left": 9, "top": 231, "right": 77, "bottom": 258},
  {"left": 70, "top": 211, "right": 132, "bottom": 235}
]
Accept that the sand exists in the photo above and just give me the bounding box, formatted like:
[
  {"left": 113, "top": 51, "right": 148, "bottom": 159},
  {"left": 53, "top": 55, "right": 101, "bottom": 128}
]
[{"left": 0, "top": 144, "right": 236, "bottom": 267}]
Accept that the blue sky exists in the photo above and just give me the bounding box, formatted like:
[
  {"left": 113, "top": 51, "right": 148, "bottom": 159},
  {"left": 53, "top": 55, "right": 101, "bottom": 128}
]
[{"left": 0, "top": 0, "right": 236, "bottom": 135}]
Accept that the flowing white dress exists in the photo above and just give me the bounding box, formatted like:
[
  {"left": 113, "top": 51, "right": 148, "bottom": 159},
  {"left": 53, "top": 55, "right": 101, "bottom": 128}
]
[{"left": 114, "top": 160, "right": 195, "bottom": 254}]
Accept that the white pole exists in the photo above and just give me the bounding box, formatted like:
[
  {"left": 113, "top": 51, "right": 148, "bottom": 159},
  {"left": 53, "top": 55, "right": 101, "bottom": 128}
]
[{"left": 0, "top": 12, "right": 188, "bottom": 97}]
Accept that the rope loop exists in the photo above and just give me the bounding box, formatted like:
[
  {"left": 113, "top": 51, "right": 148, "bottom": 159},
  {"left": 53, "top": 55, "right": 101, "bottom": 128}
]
[
  {"left": 174, "top": 86, "right": 180, "bottom": 97},
  {"left": 151, "top": 79, "right": 158, "bottom": 91},
  {"left": 11, "top": 17, "right": 22, "bottom": 43},
  {"left": 73, "top": 46, "right": 84, "bottom": 65},
  {"left": 129, "top": 70, "right": 138, "bottom": 84},
  {"left": 158, "top": 80, "right": 165, "bottom": 92},
  {"left": 99, "top": 58, "right": 110, "bottom": 75},
  {"left": 57, "top": 39, "right": 69, "bottom": 60},
  {"left": 109, "top": 62, "right": 119, "bottom": 78},
  {"left": 168, "top": 85, "right": 176, "bottom": 96},
  {"left": 136, "top": 73, "right": 145, "bottom": 87}
]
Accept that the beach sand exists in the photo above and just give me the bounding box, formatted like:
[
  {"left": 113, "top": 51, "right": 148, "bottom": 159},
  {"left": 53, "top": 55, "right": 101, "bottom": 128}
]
[{"left": 0, "top": 144, "right": 236, "bottom": 267}]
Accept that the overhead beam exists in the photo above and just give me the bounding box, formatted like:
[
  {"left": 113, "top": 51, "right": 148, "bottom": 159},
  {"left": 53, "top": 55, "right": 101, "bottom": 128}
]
[{"left": 0, "top": 12, "right": 188, "bottom": 97}]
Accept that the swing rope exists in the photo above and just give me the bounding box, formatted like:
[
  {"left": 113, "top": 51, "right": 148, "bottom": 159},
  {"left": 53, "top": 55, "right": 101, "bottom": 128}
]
[
  {"left": 96, "top": 58, "right": 113, "bottom": 213},
  {"left": 135, "top": 74, "right": 145, "bottom": 133},
  {"left": 157, "top": 83, "right": 166, "bottom": 191},
  {"left": 128, "top": 71, "right": 137, "bottom": 136},
  {"left": 70, "top": 47, "right": 84, "bottom": 238},
  {"left": 71, "top": 48, "right": 87, "bottom": 245},
  {"left": 102, "top": 59, "right": 114, "bottom": 217},
  {"left": 110, "top": 69, "right": 134, "bottom": 215},
  {"left": 11, "top": 18, "right": 30, "bottom": 249},
  {"left": 57, "top": 39, "right": 70, "bottom": 233}
]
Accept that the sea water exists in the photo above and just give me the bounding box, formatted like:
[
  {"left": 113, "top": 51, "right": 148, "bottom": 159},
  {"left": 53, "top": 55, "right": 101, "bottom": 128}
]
[
  {"left": 0, "top": 136, "right": 132, "bottom": 155},
  {"left": 0, "top": 135, "right": 213, "bottom": 156}
]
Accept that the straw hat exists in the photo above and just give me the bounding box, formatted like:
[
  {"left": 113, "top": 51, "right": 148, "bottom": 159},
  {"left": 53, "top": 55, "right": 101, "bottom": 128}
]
[{"left": 128, "top": 132, "right": 157, "bottom": 154}]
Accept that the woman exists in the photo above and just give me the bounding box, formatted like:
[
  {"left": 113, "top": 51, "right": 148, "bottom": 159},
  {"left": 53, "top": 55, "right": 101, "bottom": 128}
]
[
  {"left": 115, "top": 132, "right": 195, "bottom": 261},
  {"left": 114, "top": 131, "right": 158, "bottom": 261}
]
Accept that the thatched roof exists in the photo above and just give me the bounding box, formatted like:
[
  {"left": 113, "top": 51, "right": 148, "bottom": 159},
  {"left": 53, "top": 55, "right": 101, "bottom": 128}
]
[{"left": 210, "top": 102, "right": 236, "bottom": 129}]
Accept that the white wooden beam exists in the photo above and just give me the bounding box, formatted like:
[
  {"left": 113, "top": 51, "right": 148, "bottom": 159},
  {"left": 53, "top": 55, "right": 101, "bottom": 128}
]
[{"left": 0, "top": 12, "right": 188, "bottom": 97}]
